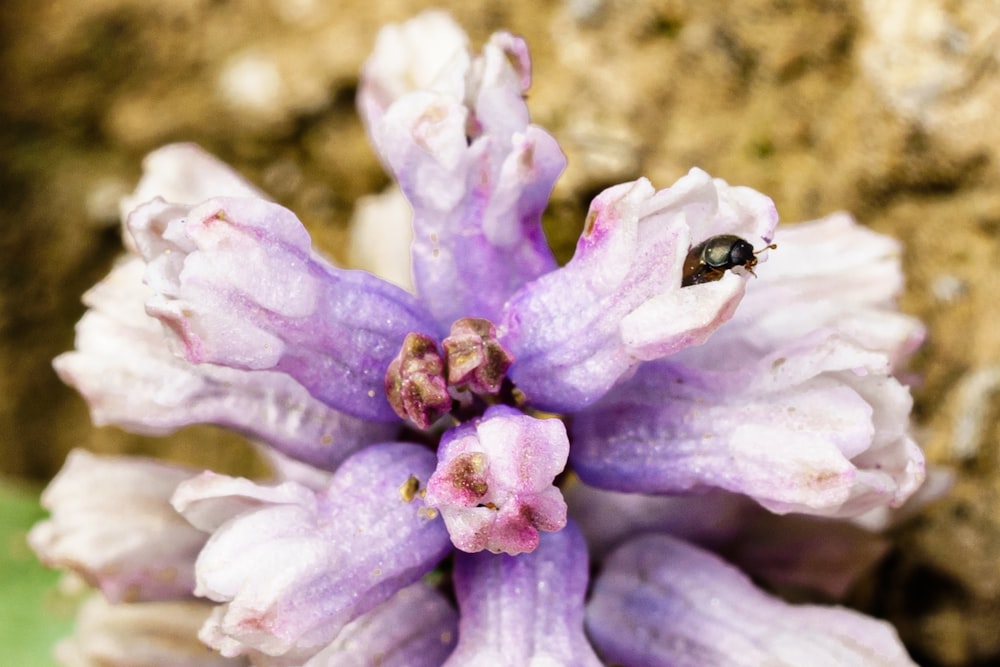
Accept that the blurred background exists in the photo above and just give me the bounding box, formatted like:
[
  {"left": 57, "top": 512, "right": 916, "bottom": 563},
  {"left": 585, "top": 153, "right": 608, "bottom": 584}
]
[{"left": 2, "top": 1, "right": 1000, "bottom": 665}]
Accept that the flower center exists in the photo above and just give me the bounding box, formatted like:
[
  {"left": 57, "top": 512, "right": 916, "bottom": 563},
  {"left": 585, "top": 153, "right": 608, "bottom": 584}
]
[{"left": 385, "top": 317, "right": 516, "bottom": 429}]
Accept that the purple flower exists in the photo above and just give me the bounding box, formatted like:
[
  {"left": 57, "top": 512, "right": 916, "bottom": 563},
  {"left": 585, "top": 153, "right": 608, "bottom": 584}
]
[
  {"left": 33, "top": 10, "right": 926, "bottom": 666},
  {"left": 424, "top": 405, "right": 569, "bottom": 555},
  {"left": 172, "top": 444, "right": 450, "bottom": 661}
]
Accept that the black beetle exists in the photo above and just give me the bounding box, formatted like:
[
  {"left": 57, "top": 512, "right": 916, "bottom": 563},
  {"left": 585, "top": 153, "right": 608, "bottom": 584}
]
[{"left": 681, "top": 235, "right": 775, "bottom": 287}]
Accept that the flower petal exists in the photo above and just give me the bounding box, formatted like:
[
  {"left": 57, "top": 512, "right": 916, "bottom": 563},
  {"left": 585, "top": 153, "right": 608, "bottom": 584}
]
[
  {"left": 357, "top": 10, "right": 469, "bottom": 136},
  {"left": 726, "top": 512, "right": 890, "bottom": 600},
  {"left": 424, "top": 405, "right": 569, "bottom": 555},
  {"left": 119, "top": 143, "right": 265, "bottom": 254},
  {"left": 348, "top": 185, "right": 414, "bottom": 292},
  {"left": 501, "top": 169, "right": 778, "bottom": 412},
  {"left": 121, "top": 143, "right": 264, "bottom": 215},
  {"left": 28, "top": 450, "right": 204, "bottom": 602},
  {"left": 566, "top": 481, "right": 889, "bottom": 600},
  {"left": 295, "top": 584, "right": 457, "bottom": 667},
  {"left": 444, "top": 521, "right": 601, "bottom": 667},
  {"left": 56, "top": 595, "right": 245, "bottom": 667},
  {"left": 587, "top": 534, "right": 916, "bottom": 666},
  {"left": 370, "top": 23, "right": 564, "bottom": 326},
  {"left": 173, "top": 444, "right": 450, "bottom": 661},
  {"left": 54, "top": 257, "right": 397, "bottom": 471},
  {"left": 565, "top": 481, "right": 755, "bottom": 558},
  {"left": 675, "top": 212, "right": 925, "bottom": 372},
  {"left": 854, "top": 463, "right": 955, "bottom": 532},
  {"left": 570, "top": 332, "right": 925, "bottom": 516},
  {"left": 255, "top": 445, "right": 334, "bottom": 492},
  {"left": 129, "top": 196, "right": 439, "bottom": 422},
  {"left": 171, "top": 471, "right": 318, "bottom": 534}
]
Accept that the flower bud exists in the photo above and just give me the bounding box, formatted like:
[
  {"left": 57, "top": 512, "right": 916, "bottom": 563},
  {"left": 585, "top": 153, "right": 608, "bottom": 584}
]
[
  {"left": 442, "top": 317, "right": 513, "bottom": 395},
  {"left": 385, "top": 333, "right": 452, "bottom": 428}
]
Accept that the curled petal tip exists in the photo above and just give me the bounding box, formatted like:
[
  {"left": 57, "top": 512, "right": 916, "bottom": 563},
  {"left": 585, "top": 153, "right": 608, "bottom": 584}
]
[{"left": 502, "top": 170, "right": 777, "bottom": 412}]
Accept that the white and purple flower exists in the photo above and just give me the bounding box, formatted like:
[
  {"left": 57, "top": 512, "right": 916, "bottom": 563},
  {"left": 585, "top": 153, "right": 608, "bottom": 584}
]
[{"left": 32, "top": 10, "right": 926, "bottom": 667}]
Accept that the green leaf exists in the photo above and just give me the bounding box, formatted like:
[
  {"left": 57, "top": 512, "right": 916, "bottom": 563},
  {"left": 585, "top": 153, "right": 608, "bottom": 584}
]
[{"left": 0, "top": 479, "right": 76, "bottom": 667}]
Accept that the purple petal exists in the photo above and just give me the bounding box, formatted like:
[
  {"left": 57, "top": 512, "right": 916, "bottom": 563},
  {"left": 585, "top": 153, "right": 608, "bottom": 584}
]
[
  {"left": 54, "top": 257, "right": 397, "bottom": 471},
  {"left": 57, "top": 595, "right": 245, "bottom": 667},
  {"left": 255, "top": 445, "right": 334, "bottom": 492},
  {"left": 444, "top": 521, "right": 602, "bottom": 666},
  {"left": 371, "top": 28, "right": 564, "bottom": 326},
  {"left": 727, "top": 513, "right": 890, "bottom": 600},
  {"left": 172, "top": 444, "right": 451, "bottom": 661},
  {"left": 571, "top": 332, "right": 925, "bottom": 516},
  {"left": 424, "top": 405, "right": 569, "bottom": 555},
  {"left": 348, "top": 185, "right": 414, "bottom": 291},
  {"left": 565, "top": 482, "right": 888, "bottom": 599},
  {"left": 172, "top": 471, "right": 318, "bottom": 534},
  {"left": 501, "top": 169, "right": 778, "bottom": 412},
  {"left": 856, "top": 464, "right": 955, "bottom": 532},
  {"left": 565, "top": 481, "right": 756, "bottom": 559},
  {"left": 128, "top": 196, "right": 439, "bottom": 422},
  {"left": 293, "top": 585, "right": 456, "bottom": 667},
  {"left": 357, "top": 10, "right": 469, "bottom": 136},
  {"left": 121, "top": 143, "right": 265, "bottom": 216},
  {"left": 586, "top": 534, "right": 916, "bottom": 666},
  {"left": 119, "top": 143, "right": 266, "bottom": 254},
  {"left": 28, "top": 450, "right": 204, "bottom": 602},
  {"left": 675, "top": 212, "right": 925, "bottom": 373}
]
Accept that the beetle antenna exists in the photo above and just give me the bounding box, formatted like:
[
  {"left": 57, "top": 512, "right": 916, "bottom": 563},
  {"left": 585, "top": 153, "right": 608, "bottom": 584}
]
[{"left": 745, "top": 243, "right": 777, "bottom": 278}]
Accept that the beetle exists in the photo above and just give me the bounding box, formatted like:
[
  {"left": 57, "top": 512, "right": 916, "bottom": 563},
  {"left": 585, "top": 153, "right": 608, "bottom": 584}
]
[{"left": 681, "top": 235, "right": 776, "bottom": 287}]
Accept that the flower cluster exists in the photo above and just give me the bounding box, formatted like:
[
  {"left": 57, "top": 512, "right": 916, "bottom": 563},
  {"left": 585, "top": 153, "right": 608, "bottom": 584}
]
[{"left": 32, "top": 10, "right": 926, "bottom": 667}]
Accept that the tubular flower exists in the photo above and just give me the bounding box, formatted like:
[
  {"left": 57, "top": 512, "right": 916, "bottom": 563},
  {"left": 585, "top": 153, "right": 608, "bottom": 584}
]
[{"left": 33, "top": 10, "right": 925, "bottom": 666}]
